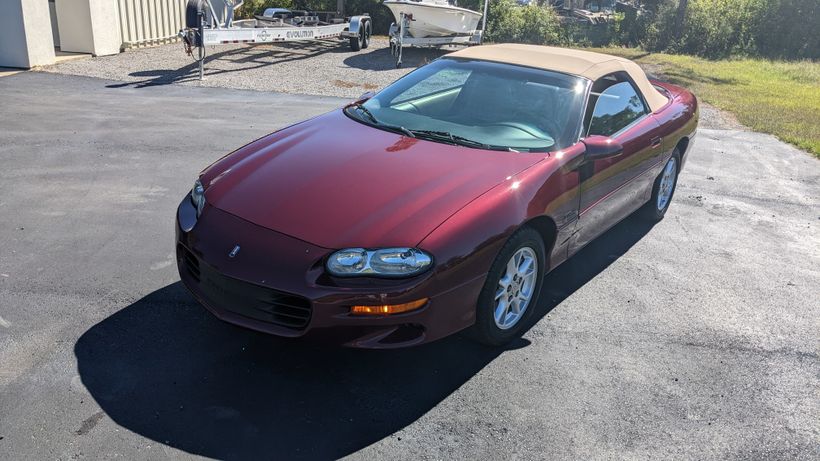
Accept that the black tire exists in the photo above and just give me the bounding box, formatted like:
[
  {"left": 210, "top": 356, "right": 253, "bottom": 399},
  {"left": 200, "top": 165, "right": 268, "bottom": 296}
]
[
  {"left": 471, "top": 227, "right": 546, "bottom": 346},
  {"left": 361, "top": 20, "right": 372, "bottom": 49},
  {"left": 641, "top": 148, "right": 681, "bottom": 221},
  {"left": 185, "top": 0, "right": 204, "bottom": 29},
  {"left": 349, "top": 24, "right": 365, "bottom": 51}
]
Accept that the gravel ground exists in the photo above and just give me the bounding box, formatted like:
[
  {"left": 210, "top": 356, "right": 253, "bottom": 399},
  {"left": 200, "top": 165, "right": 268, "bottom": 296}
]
[
  {"left": 44, "top": 37, "right": 445, "bottom": 98},
  {"left": 44, "top": 38, "right": 745, "bottom": 130},
  {"left": 1, "top": 72, "right": 818, "bottom": 460}
]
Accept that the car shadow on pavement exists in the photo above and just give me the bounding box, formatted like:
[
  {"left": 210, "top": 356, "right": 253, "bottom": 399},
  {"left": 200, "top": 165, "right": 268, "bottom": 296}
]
[{"left": 74, "top": 214, "right": 655, "bottom": 459}]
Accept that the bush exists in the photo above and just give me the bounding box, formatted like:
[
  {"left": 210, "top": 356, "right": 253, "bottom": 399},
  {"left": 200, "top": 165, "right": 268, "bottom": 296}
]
[
  {"left": 679, "top": 0, "right": 763, "bottom": 58},
  {"left": 484, "top": 0, "right": 564, "bottom": 45},
  {"left": 752, "top": 0, "right": 819, "bottom": 59},
  {"left": 640, "top": 0, "right": 819, "bottom": 60},
  {"left": 616, "top": 4, "right": 654, "bottom": 47}
]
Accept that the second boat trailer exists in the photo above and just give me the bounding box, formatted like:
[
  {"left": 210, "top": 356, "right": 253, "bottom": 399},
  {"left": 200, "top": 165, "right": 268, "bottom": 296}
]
[
  {"left": 388, "top": 0, "right": 490, "bottom": 68},
  {"left": 180, "top": 0, "right": 372, "bottom": 79}
]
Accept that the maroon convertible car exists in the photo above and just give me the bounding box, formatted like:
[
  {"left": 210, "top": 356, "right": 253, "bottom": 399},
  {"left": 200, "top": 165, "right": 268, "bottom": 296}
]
[{"left": 176, "top": 44, "right": 698, "bottom": 348}]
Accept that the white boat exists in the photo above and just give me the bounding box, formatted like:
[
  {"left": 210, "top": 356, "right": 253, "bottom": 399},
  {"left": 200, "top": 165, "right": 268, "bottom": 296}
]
[{"left": 383, "top": 0, "right": 483, "bottom": 37}]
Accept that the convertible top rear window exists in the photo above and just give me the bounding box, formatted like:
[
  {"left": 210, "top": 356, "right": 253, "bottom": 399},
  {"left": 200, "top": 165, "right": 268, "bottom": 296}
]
[{"left": 348, "top": 58, "right": 588, "bottom": 152}]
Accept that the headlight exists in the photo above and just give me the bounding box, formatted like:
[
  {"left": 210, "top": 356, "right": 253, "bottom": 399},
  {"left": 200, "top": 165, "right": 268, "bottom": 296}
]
[
  {"left": 191, "top": 179, "right": 206, "bottom": 217},
  {"left": 327, "top": 247, "right": 432, "bottom": 277}
]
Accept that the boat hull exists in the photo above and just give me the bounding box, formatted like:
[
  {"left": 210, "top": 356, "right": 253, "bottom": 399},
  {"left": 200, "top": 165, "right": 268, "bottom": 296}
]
[{"left": 385, "top": 1, "right": 482, "bottom": 37}]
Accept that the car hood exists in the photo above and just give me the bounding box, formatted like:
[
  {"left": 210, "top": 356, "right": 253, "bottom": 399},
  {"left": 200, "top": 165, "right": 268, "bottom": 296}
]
[{"left": 202, "top": 110, "right": 545, "bottom": 249}]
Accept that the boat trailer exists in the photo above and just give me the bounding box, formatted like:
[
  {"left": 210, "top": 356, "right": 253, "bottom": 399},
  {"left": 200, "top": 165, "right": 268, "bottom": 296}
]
[
  {"left": 388, "top": 0, "right": 490, "bottom": 68},
  {"left": 180, "top": 0, "right": 371, "bottom": 80}
]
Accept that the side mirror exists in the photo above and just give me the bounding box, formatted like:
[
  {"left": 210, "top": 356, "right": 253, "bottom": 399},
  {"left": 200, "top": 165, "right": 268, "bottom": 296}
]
[
  {"left": 582, "top": 135, "right": 623, "bottom": 160},
  {"left": 357, "top": 91, "right": 376, "bottom": 102}
]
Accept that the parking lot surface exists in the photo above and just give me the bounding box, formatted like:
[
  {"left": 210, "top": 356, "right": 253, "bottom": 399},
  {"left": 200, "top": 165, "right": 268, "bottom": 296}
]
[{"left": 0, "top": 72, "right": 818, "bottom": 460}]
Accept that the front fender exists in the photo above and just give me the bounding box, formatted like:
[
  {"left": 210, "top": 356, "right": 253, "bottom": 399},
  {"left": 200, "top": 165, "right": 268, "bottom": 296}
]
[{"left": 418, "top": 144, "right": 585, "bottom": 287}]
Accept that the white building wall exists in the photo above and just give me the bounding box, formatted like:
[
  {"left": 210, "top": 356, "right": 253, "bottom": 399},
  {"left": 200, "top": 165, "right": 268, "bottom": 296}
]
[
  {"left": 1, "top": 0, "right": 185, "bottom": 68},
  {"left": 56, "top": 0, "right": 121, "bottom": 55},
  {"left": 0, "top": 0, "right": 56, "bottom": 68},
  {"left": 88, "top": 0, "right": 122, "bottom": 55}
]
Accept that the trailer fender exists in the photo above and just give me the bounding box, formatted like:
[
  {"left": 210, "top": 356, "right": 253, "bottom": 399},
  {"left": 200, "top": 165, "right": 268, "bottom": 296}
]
[{"left": 347, "top": 15, "right": 370, "bottom": 36}]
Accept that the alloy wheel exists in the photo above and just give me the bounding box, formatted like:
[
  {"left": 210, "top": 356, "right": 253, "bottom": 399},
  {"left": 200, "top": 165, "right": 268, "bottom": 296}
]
[
  {"left": 494, "top": 247, "right": 538, "bottom": 330},
  {"left": 657, "top": 156, "right": 677, "bottom": 211}
]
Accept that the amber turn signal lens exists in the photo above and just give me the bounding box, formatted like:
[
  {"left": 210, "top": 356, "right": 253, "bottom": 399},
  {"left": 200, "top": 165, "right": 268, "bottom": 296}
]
[{"left": 350, "top": 298, "right": 428, "bottom": 315}]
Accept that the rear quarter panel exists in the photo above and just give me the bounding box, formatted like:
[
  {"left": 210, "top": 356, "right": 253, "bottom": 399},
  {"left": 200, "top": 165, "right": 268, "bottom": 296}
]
[{"left": 651, "top": 81, "right": 699, "bottom": 169}]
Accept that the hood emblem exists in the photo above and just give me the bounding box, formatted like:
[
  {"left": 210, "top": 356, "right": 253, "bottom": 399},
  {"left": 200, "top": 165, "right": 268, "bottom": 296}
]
[{"left": 228, "top": 245, "right": 241, "bottom": 258}]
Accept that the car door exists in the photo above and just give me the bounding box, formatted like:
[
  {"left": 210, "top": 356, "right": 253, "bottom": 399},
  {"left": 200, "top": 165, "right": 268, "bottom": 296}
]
[{"left": 570, "top": 73, "right": 665, "bottom": 253}]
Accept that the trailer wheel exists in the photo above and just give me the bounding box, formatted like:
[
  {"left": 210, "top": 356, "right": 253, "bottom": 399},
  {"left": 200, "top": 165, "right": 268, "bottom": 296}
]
[
  {"left": 361, "top": 20, "right": 372, "bottom": 49},
  {"left": 349, "top": 28, "right": 363, "bottom": 51}
]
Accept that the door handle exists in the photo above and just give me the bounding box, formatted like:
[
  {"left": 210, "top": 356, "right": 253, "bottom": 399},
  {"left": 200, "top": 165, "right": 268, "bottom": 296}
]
[{"left": 650, "top": 137, "right": 663, "bottom": 148}]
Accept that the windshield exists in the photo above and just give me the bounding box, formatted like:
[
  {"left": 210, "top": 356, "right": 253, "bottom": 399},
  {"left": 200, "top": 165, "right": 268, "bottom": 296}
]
[{"left": 345, "top": 58, "right": 588, "bottom": 152}]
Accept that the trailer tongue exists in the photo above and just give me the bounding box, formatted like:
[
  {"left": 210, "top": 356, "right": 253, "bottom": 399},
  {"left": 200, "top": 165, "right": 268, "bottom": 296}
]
[{"left": 180, "top": 0, "right": 371, "bottom": 80}]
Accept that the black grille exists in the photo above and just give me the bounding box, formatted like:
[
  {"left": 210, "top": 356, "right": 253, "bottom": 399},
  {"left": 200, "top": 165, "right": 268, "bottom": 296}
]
[
  {"left": 180, "top": 245, "right": 201, "bottom": 282},
  {"left": 178, "top": 245, "right": 312, "bottom": 330}
]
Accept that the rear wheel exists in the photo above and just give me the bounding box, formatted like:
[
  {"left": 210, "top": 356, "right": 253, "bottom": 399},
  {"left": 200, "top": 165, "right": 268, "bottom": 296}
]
[
  {"left": 641, "top": 149, "right": 681, "bottom": 221},
  {"left": 471, "top": 227, "right": 545, "bottom": 346}
]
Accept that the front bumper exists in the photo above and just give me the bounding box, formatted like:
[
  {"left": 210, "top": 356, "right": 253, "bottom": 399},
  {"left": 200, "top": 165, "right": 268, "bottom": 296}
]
[{"left": 176, "top": 197, "right": 485, "bottom": 348}]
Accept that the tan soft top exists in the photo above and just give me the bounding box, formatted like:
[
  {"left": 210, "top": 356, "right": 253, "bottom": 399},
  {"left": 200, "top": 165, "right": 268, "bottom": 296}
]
[{"left": 448, "top": 44, "right": 669, "bottom": 112}]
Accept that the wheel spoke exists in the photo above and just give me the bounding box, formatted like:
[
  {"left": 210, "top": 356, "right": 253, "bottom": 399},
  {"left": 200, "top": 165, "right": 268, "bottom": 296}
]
[
  {"left": 509, "top": 297, "right": 521, "bottom": 314},
  {"left": 517, "top": 295, "right": 529, "bottom": 311},
  {"left": 494, "top": 299, "right": 508, "bottom": 324},
  {"left": 518, "top": 257, "right": 534, "bottom": 276},
  {"left": 498, "top": 273, "right": 512, "bottom": 289},
  {"left": 506, "top": 255, "right": 518, "bottom": 277}
]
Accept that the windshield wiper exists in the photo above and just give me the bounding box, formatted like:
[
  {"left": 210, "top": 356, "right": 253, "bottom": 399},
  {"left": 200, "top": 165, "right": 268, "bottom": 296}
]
[
  {"left": 349, "top": 104, "right": 415, "bottom": 138},
  {"left": 351, "top": 103, "right": 378, "bottom": 124},
  {"left": 409, "top": 130, "right": 515, "bottom": 151},
  {"left": 409, "top": 130, "right": 484, "bottom": 148}
]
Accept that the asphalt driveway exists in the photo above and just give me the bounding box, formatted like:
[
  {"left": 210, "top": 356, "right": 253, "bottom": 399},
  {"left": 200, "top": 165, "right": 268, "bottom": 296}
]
[{"left": 0, "top": 72, "right": 818, "bottom": 460}]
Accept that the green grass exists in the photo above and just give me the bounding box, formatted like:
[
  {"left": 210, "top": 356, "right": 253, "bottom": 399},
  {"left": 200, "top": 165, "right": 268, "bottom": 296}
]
[{"left": 584, "top": 47, "right": 820, "bottom": 158}]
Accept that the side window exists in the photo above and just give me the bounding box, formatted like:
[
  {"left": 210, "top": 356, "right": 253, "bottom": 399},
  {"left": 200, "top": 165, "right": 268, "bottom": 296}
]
[{"left": 586, "top": 79, "right": 647, "bottom": 137}]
